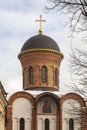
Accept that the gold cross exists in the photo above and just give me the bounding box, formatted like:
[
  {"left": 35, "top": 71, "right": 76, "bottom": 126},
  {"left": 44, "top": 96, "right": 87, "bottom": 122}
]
[{"left": 35, "top": 15, "right": 46, "bottom": 34}]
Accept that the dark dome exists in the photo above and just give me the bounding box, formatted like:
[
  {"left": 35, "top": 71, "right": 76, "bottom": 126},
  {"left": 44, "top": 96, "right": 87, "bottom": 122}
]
[{"left": 21, "top": 34, "right": 60, "bottom": 52}]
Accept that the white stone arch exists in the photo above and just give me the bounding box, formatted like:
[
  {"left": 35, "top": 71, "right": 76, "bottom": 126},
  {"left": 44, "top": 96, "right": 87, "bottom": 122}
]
[
  {"left": 62, "top": 98, "right": 81, "bottom": 130},
  {"left": 12, "top": 97, "right": 32, "bottom": 130},
  {"left": 36, "top": 93, "right": 60, "bottom": 130}
]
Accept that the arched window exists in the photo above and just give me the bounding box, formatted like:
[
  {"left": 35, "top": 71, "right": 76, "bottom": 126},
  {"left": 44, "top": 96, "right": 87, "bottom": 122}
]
[
  {"left": 20, "top": 118, "right": 25, "bottom": 130},
  {"left": 29, "top": 67, "right": 33, "bottom": 84},
  {"left": 69, "top": 118, "right": 74, "bottom": 130},
  {"left": 54, "top": 68, "right": 57, "bottom": 85},
  {"left": 45, "top": 119, "right": 49, "bottom": 130},
  {"left": 42, "top": 66, "right": 47, "bottom": 83}
]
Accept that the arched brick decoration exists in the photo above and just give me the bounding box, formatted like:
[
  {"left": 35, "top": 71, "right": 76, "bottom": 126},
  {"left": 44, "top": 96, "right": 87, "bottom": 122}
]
[
  {"left": 35, "top": 92, "right": 60, "bottom": 104},
  {"left": 7, "top": 91, "right": 35, "bottom": 130},
  {"left": 60, "top": 93, "right": 86, "bottom": 130},
  {"left": 8, "top": 91, "right": 34, "bottom": 105},
  {"left": 35, "top": 92, "right": 60, "bottom": 130},
  {"left": 60, "top": 93, "right": 86, "bottom": 107}
]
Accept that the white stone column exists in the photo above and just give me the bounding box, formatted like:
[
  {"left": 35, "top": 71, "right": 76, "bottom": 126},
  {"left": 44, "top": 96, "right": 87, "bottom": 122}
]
[
  {"left": 13, "top": 118, "right": 18, "bottom": 130},
  {"left": 42, "top": 119, "right": 44, "bottom": 130},
  {"left": 25, "top": 118, "right": 31, "bottom": 130},
  {"left": 64, "top": 118, "right": 69, "bottom": 130},
  {"left": 50, "top": 118, "right": 56, "bottom": 130},
  {"left": 38, "top": 118, "right": 43, "bottom": 130}
]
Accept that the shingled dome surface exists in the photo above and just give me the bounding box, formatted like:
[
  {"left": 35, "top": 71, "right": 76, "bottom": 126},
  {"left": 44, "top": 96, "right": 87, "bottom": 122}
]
[{"left": 21, "top": 34, "right": 60, "bottom": 52}]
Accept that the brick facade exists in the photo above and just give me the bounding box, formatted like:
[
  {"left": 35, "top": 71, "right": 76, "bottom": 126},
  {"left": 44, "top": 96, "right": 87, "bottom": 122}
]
[
  {"left": 7, "top": 91, "right": 87, "bottom": 130},
  {"left": 7, "top": 92, "right": 60, "bottom": 130},
  {"left": 6, "top": 33, "right": 87, "bottom": 130},
  {"left": 18, "top": 50, "right": 63, "bottom": 90}
]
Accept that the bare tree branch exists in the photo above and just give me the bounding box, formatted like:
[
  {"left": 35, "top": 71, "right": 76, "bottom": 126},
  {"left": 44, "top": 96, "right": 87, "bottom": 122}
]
[{"left": 46, "top": 0, "right": 87, "bottom": 32}]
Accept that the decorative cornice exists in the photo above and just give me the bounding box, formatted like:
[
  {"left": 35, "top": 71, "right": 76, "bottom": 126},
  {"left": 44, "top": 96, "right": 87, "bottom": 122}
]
[{"left": 18, "top": 48, "right": 64, "bottom": 58}]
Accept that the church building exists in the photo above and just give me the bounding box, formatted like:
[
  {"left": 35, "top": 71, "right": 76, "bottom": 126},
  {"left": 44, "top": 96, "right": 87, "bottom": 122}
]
[{"left": 6, "top": 16, "right": 87, "bottom": 130}]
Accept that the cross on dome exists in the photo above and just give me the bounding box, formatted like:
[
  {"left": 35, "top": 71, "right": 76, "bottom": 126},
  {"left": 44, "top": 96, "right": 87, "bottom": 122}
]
[{"left": 35, "top": 15, "right": 46, "bottom": 34}]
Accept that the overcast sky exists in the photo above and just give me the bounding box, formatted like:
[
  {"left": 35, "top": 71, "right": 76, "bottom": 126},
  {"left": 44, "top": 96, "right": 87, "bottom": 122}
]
[{"left": 0, "top": 0, "right": 85, "bottom": 98}]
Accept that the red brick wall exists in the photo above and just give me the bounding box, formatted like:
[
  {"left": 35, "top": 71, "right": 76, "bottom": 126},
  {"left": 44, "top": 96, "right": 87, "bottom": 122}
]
[{"left": 19, "top": 50, "right": 63, "bottom": 90}]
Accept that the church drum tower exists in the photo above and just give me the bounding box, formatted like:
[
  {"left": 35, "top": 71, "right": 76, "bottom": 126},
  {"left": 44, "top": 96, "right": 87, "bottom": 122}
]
[{"left": 18, "top": 34, "right": 63, "bottom": 91}]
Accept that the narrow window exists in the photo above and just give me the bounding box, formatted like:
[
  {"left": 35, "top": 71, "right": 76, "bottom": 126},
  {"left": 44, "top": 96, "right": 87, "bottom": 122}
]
[
  {"left": 45, "top": 119, "right": 49, "bottom": 130},
  {"left": 69, "top": 118, "right": 74, "bottom": 130},
  {"left": 20, "top": 118, "right": 25, "bottom": 130},
  {"left": 42, "top": 66, "right": 47, "bottom": 83},
  {"left": 54, "top": 68, "right": 57, "bottom": 85},
  {"left": 29, "top": 67, "right": 33, "bottom": 84}
]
